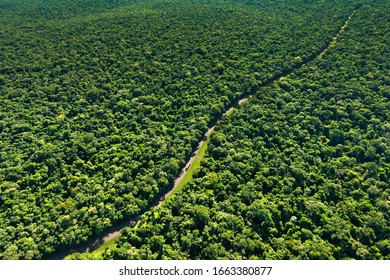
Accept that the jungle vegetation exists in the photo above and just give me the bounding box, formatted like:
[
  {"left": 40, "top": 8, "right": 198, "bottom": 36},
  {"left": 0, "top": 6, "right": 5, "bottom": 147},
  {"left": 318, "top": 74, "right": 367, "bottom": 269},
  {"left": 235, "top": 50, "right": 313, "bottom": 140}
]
[
  {"left": 99, "top": 1, "right": 390, "bottom": 260},
  {"left": 0, "top": 0, "right": 388, "bottom": 260}
]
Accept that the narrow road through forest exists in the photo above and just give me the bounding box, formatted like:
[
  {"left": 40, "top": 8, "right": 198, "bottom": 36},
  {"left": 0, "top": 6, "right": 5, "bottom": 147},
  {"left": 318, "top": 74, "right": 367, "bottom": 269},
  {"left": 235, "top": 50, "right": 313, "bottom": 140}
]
[{"left": 47, "top": 9, "right": 356, "bottom": 260}]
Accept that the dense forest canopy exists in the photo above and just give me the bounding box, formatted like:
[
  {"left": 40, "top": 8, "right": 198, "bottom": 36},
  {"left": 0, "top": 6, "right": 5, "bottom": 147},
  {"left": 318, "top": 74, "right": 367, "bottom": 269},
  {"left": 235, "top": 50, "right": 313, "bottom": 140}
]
[
  {"left": 0, "top": 0, "right": 388, "bottom": 260},
  {"left": 99, "top": 1, "right": 390, "bottom": 260}
]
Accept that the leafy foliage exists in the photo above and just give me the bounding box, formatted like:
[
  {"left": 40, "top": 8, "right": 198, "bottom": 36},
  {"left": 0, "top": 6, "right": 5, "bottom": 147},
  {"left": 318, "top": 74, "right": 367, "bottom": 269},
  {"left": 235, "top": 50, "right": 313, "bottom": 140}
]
[{"left": 102, "top": 1, "right": 390, "bottom": 260}]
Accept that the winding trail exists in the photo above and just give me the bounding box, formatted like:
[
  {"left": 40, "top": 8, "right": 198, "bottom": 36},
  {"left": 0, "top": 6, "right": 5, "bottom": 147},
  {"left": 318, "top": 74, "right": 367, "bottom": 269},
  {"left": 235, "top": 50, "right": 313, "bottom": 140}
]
[{"left": 47, "top": 9, "right": 356, "bottom": 260}]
